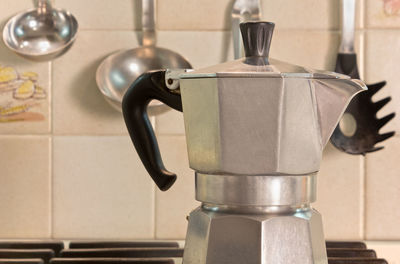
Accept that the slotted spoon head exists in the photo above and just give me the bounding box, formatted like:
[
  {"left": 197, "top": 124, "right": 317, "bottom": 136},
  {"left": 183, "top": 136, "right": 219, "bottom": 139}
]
[{"left": 330, "top": 80, "right": 396, "bottom": 155}]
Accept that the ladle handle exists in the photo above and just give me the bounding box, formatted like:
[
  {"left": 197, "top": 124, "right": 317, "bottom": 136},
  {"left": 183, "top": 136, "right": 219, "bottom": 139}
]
[
  {"left": 38, "top": 0, "right": 52, "bottom": 15},
  {"left": 122, "top": 70, "right": 182, "bottom": 191},
  {"left": 142, "top": 0, "right": 156, "bottom": 46}
]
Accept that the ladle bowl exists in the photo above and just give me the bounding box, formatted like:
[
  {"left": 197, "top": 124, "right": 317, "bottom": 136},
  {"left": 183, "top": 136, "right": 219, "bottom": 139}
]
[
  {"left": 2, "top": 2, "right": 78, "bottom": 61},
  {"left": 96, "top": 46, "right": 192, "bottom": 112},
  {"left": 96, "top": 0, "right": 191, "bottom": 112}
]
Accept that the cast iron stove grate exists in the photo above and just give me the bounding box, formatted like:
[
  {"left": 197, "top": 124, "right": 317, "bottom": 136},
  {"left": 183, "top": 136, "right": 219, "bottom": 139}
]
[{"left": 0, "top": 240, "right": 388, "bottom": 264}]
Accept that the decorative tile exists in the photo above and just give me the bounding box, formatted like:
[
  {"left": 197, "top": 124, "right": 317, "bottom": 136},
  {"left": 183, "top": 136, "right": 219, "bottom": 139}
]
[
  {"left": 365, "top": 136, "right": 400, "bottom": 240},
  {"left": 0, "top": 136, "right": 51, "bottom": 238},
  {"left": 56, "top": 0, "right": 141, "bottom": 30},
  {"left": 366, "top": 0, "right": 400, "bottom": 29},
  {"left": 52, "top": 31, "right": 140, "bottom": 135},
  {"left": 366, "top": 241, "right": 400, "bottom": 264},
  {"left": 313, "top": 143, "right": 364, "bottom": 240},
  {"left": 155, "top": 135, "right": 198, "bottom": 239},
  {"left": 365, "top": 30, "right": 400, "bottom": 134},
  {"left": 53, "top": 136, "right": 154, "bottom": 239},
  {"left": 0, "top": 3, "right": 51, "bottom": 134}
]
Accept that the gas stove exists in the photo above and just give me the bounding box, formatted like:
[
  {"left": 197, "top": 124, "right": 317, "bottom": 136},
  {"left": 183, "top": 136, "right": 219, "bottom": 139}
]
[{"left": 0, "top": 240, "right": 388, "bottom": 264}]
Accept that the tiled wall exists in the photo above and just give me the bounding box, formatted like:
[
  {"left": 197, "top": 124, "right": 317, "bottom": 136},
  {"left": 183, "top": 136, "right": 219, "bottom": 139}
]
[{"left": 0, "top": 0, "right": 399, "bottom": 262}]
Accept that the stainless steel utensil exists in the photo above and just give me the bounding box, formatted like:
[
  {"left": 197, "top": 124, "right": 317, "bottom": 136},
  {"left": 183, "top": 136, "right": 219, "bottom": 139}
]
[
  {"left": 330, "top": 0, "right": 395, "bottom": 155},
  {"left": 2, "top": 0, "right": 78, "bottom": 61},
  {"left": 96, "top": 0, "right": 191, "bottom": 112},
  {"left": 232, "top": 0, "right": 261, "bottom": 59}
]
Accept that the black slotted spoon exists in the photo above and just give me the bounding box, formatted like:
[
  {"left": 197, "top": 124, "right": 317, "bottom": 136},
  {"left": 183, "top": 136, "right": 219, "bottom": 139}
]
[{"left": 330, "top": 0, "right": 395, "bottom": 155}]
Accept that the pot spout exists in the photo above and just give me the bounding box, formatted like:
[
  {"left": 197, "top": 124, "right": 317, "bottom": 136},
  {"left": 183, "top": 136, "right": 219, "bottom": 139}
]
[{"left": 314, "top": 78, "right": 367, "bottom": 147}]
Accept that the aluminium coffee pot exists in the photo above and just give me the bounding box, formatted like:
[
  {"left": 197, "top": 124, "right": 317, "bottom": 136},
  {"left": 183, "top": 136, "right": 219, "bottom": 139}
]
[{"left": 122, "top": 22, "right": 366, "bottom": 264}]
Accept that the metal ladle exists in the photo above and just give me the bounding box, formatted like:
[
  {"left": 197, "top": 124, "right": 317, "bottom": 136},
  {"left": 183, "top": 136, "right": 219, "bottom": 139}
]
[
  {"left": 2, "top": 0, "right": 78, "bottom": 61},
  {"left": 96, "top": 0, "right": 192, "bottom": 112}
]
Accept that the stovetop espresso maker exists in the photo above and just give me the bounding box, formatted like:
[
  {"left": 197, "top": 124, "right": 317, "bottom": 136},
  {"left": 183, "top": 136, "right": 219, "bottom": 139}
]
[{"left": 122, "top": 22, "right": 366, "bottom": 264}]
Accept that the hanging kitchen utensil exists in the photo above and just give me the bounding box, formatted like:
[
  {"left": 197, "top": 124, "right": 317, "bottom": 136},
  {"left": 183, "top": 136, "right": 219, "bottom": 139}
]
[
  {"left": 232, "top": 0, "right": 261, "bottom": 59},
  {"left": 96, "top": 0, "right": 191, "bottom": 112},
  {"left": 2, "top": 0, "right": 78, "bottom": 61},
  {"left": 330, "top": 0, "right": 395, "bottom": 155}
]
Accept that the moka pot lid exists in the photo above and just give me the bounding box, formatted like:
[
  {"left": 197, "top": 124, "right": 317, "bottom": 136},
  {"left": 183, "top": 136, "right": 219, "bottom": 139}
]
[{"left": 181, "top": 21, "right": 350, "bottom": 80}]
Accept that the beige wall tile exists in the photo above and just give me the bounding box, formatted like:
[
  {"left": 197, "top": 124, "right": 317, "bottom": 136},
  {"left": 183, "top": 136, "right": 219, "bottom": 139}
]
[
  {"left": 365, "top": 136, "right": 400, "bottom": 240},
  {"left": 261, "top": 0, "right": 340, "bottom": 30},
  {"left": 0, "top": 136, "right": 51, "bottom": 238},
  {"left": 155, "top": 135, "right": 198, "bottom": 239},
  {"left": 366, "top": 0, "right": 400, "bottom": 29},
  {"left": 52, "top": 31, "right": 140, "bottom": 135},
  {"left": 156, "top": 110, "right": 185, "bottom": 135},
  {"left": 365, "top": 30, "right": 400, "bottom": 134},
  {"left": 366, "top": 241, "right": 400, "bottom": 264},
  {"left": 0, "top": 0, "right": 33, "bottom": 27},
  {"left": 56, "top": 0, "right": 141, "bottom": 30},
  {"left": 313, "top": 143, "right": 363, "bottom": 240},
  {"left": 357, "top": 0, "right": 366, "bottom": 29},
  {"left": 157, "top": 0, "right": 231, "bottom": 31},
  {"left": 270, "top": 30, "right": 340, "bottom": 71},
  {"left": 270, "top": 30, "right": 363, "bottom": 73},
  {"left": 157, "top": 31, "right": 233, "bottom": 68},
  {"left": 53, "top": 136, "right": 154, "bottom": 239}
]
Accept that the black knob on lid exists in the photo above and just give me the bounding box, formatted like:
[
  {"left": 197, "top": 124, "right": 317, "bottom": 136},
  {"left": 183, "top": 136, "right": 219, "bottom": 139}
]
[{"left": 240, "top": 21, "right": 274, "bottom": 60}]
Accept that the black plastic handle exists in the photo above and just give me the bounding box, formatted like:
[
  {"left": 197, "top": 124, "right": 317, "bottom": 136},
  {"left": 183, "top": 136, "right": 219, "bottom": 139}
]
[
  {"left": 335, "top": 53, "right": 360, "bottom": 79},
  {"left": 122, "top": 70, "right": 182, "bottom": 191}
]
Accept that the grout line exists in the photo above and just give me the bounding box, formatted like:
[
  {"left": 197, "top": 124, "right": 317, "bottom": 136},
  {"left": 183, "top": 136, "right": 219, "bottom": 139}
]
[
  {"left": 49, "top": 60, "right": 54, "bottom": 239},
  {"left": 360, "top": 155, "right": 366, "bottom": 240},
  {"left": 153, "top": 184, "right": 157, "bottom": 239},
  {"left": 360, "top": 0, "right": 366, "bottom": 30},
  {"left": 360, "top": 27, "right": 367, "bottom": 241},
  {"left": 49, "top": 60, "right": 53, "bottom": 135},
  {"left": 49, "top": 129, "right": 54, "bottom": 239},
  {"left": 49, "top": 61, "right": 53, "bottom": 135},
  {"left": 3, "top": 132, "right": 397, "bottom": 138},
  {"left": 366, "top": 240, "right": 400, "bottom": 244},
  {"left": 76, "top": 28, "right": 340, "bottom": 33},
  {"left": 75, "top": 28, "right": 400, "bottom": 33},
  {"left": 363, "top": 154, "right": 368, "bottom": 240},
  {"left": 359, "top": 28, "right": 365, "bottom": 80},
  {"left": 152, "top": 114, "right": 157, "bottom": 239},
  {"left": 0, "top": 134, "right": 128, "bottom": 137}
]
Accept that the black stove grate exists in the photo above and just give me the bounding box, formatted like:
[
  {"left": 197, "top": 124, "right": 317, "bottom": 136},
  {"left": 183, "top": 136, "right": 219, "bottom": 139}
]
[{"left": 0, "top": 241, "right": 388, "bottom": 264}]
